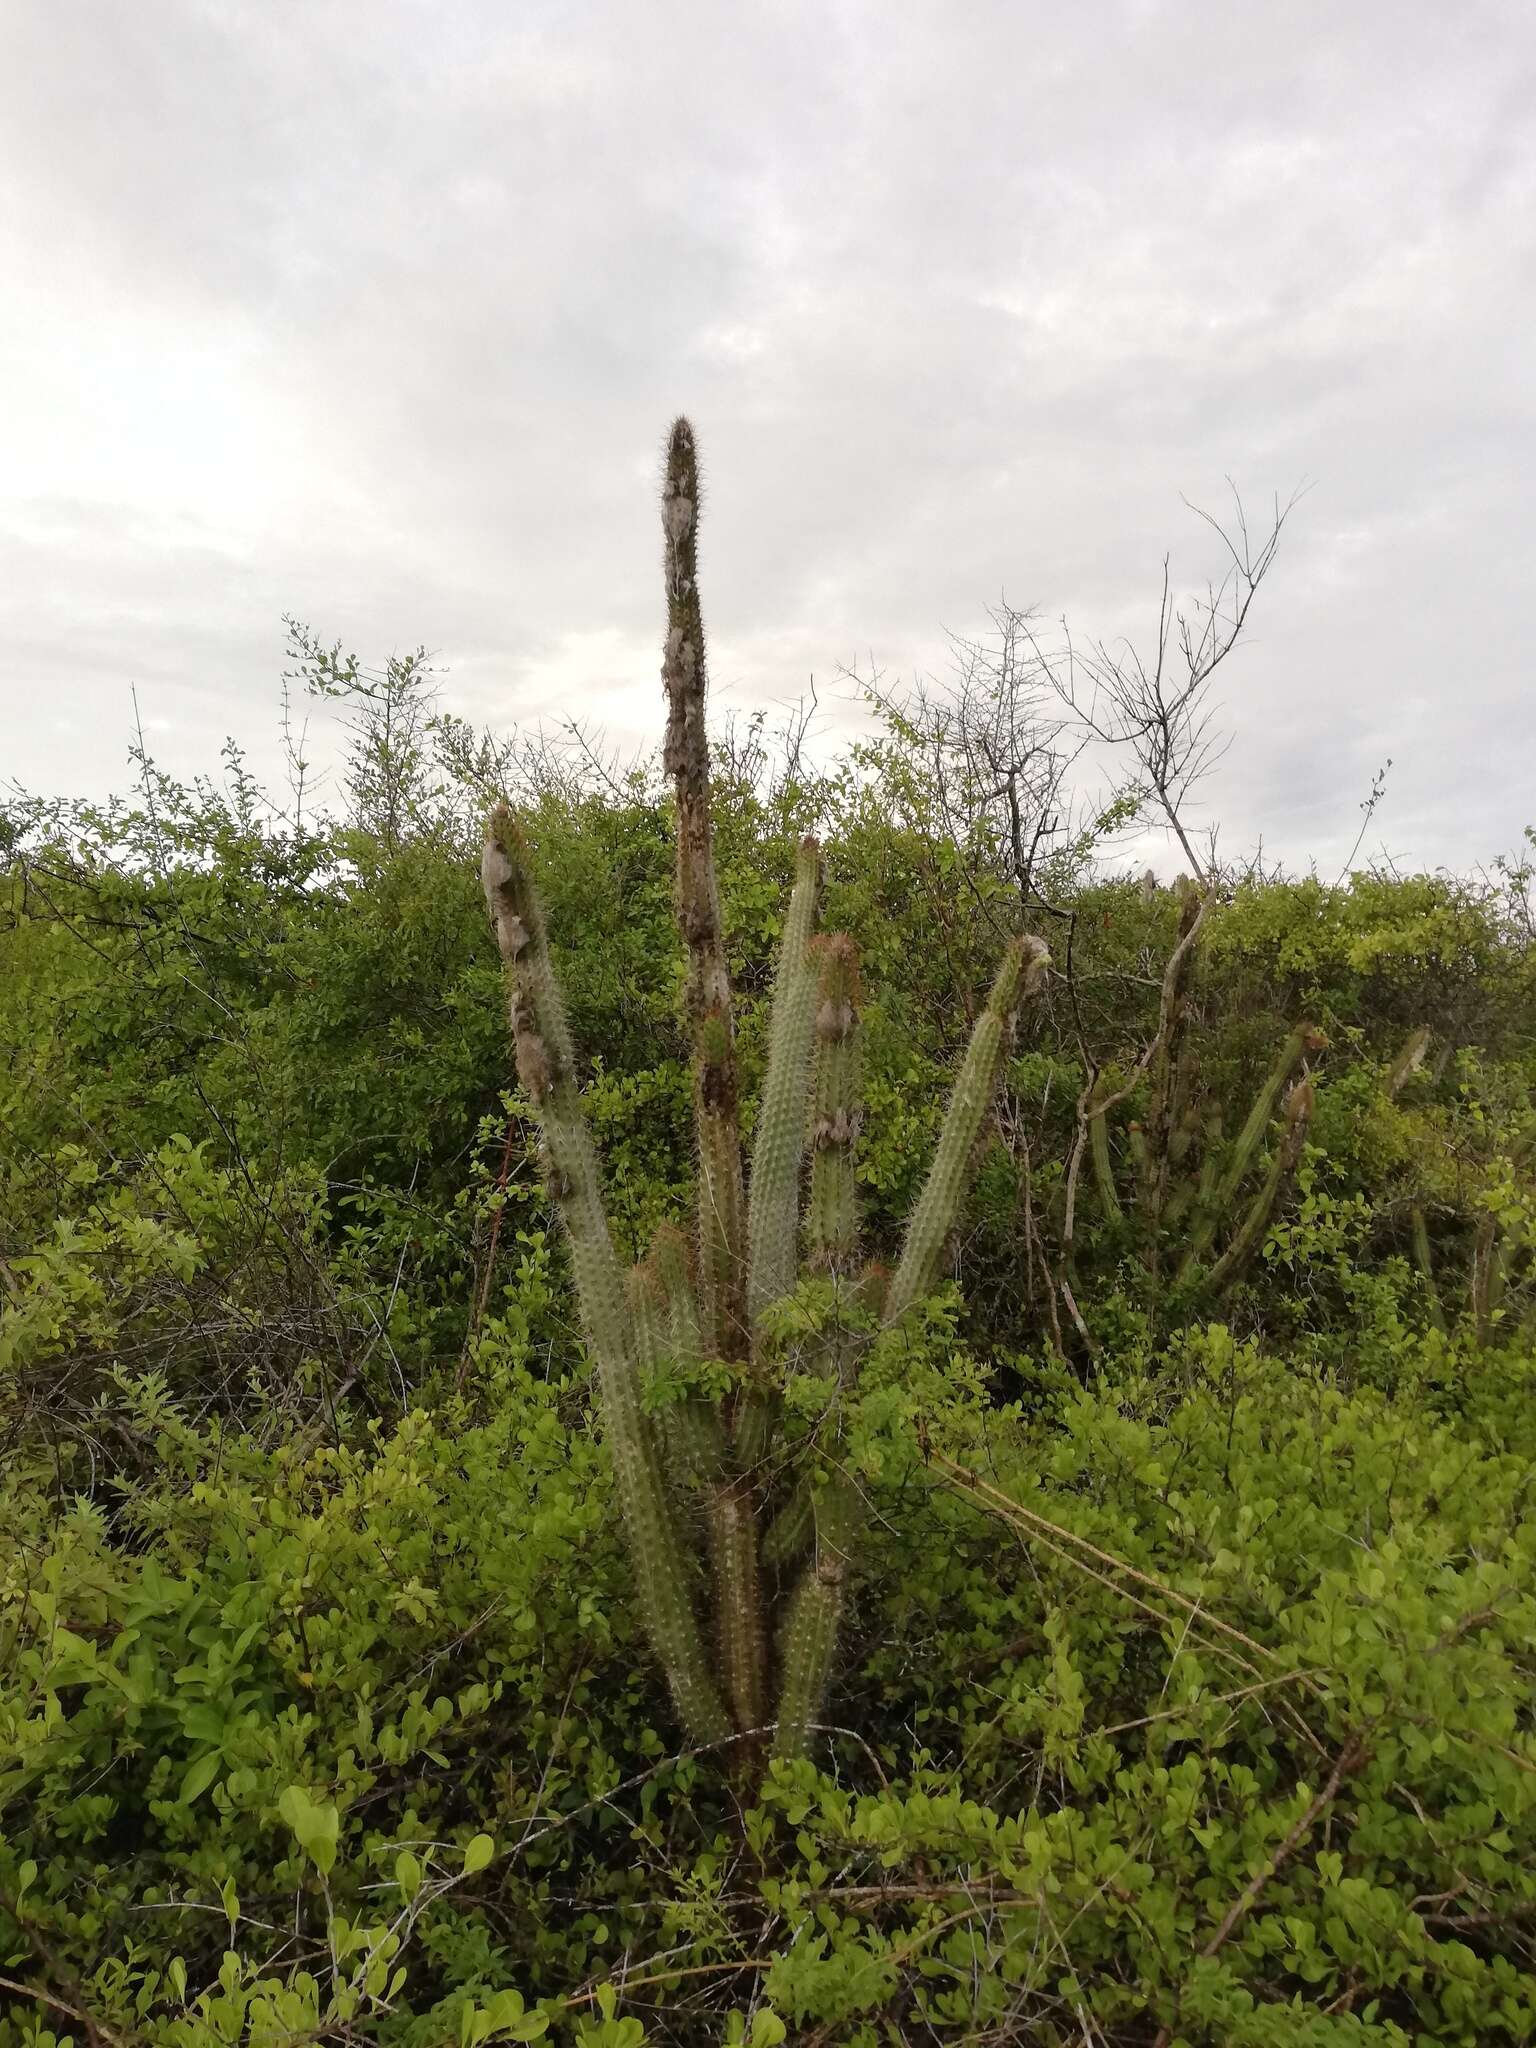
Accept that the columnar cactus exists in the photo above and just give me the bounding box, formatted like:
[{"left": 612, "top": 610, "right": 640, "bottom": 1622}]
[
  {"left": 484, "top": 418, "right": 1050, "bottom": 1769},
  {"left": 1083, "top": 908, "right": 1326, "bottom": 1303}
]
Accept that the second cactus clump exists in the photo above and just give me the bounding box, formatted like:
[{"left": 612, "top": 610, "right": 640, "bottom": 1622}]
[
  {"left": 483, "top": 418, "right": 1050, "bottom": 1770},
  {"left": 1085, "top": 883, "right": 1325, "bottom": 1302}
]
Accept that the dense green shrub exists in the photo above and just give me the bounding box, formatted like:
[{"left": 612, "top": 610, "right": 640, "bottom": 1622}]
[{"left": 3, "top": 460, "right": 1534, "bottom": 2043}]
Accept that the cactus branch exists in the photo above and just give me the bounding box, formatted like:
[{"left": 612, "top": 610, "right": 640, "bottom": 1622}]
[
  {"left": 806, "top": 935, "right": 863, "bottom": 1277},
  {"left": 772, "top": 1466, "right": 860, "bottom": 1762},
  {"left": 886, "top": 935, "right": 1050, "bottom": 1325},
  {"left": 1200, "top": 1078, "right": 1313, "bottom": 1298},
  {"left": 662, "top": 417, "right": 748, "bottom": 1364},
  {"left": 483, "top": 812, "right": 729, "bottom": 1743},
  {"left": 748, "top": 836, "right": 824, "bottom": 1320}
]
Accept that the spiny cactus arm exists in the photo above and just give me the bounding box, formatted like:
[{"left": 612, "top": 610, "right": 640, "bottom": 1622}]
[
  {"left": 761, "top": 1480, "right": 813, "bottom": 1572},
  {"left": 771, "top": 1465, "right": 861, "bottom": 1763},
  {"left": 806, "top": 935, "right": 863, "bottom": 1277},
  {"left": 1088, "top": 1089, "right": 1123, "bottom": 1223},
  {"left": 1409, "top": 1204, "right": 1448, "bottom": 1334},
  {"left": 1201, "top": 1078, "right": 1313, "bottom": 1298},
  {"left": 747, "top": 836, "right": 824, "bottom": 1323},
  {"left": 704, "top": 1475, "right": 766, "bottom": 1742},
  {"left": 633, "top": 1234, "right": 725, "bottom": 1490},
  {"left": 1386, "top": 1025, "right": 1432, "bottom": 1100},
  {"left": 1215, "top": 1022, "right": 1325, "bottom": 1218},
  {"left": 483, "top": 808, "right": 624, "bottom": 1352},
  {"left": 661, "top": 417, "right": 748, "bottom": 1364},
  {"left": 1127, "top": 1121, "right": 1149, "bottom": 1185},
  {"left": 885, "top": 935, "right": 1050, "bottom": 1325},
  {"left": 483, "top": 811, "right": 729, "bottom": 1744}
]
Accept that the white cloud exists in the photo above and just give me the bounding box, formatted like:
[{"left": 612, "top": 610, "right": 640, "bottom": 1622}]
[{"left": 2, "top": 0, "right": 1533, "bottom": 874}]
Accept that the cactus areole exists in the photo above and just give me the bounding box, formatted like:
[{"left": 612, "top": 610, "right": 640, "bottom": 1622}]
[{"left": 483, "top": 418, "right": 1050, "bottom": 1772}]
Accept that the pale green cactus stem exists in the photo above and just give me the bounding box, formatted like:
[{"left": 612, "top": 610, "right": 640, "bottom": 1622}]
[
  {"left": 644, "top": 1223, "right": 725, "bottom": 1488},
  {"left": 1163, "top": 1104, "right": 1218, "bottom": 1230},
  {"left": 806, "top": 935, "right": 863, "bottom": 1277},
  {"left": 736, "top": 835, "right": 824, "bottom": 1470},
  {"left": 772, "top": 1464, "right": 861, "bottom": 1762},
  {"left": 1088, "top": 1083, "right": 1123, "bottom": 1224},
  {"left": 748, "top": 836, "right": 824, "bottom": 1317},
  {"left": 885, "top": 935, "right": 1051, "bottom": 1325},
  {"left": 661, "top": 418, "right": 749, "bottom": 1367},
  {"left": 482, "top": 812, "right": 729, "bottom": 1743},
  {"left": 761, "top": 1481, "right": 813, "bottom": 1572},
  {"left": 1200, "top": 1077, "right": 1314, "bottom": 1298},
  {"left": 1386, "top": 1024, "right": 1432, "bottom": 1100},
  {"left": 1180, "top": 1022, "right": 1324, "bottom": 1276}
]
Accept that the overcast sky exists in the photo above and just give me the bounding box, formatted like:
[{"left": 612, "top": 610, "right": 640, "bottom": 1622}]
[{"left": 3, "top": 0, "right": 1532, "bottom": 874}]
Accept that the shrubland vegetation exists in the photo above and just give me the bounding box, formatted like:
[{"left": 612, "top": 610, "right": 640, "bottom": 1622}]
[{"left": 2, "top": 423, "right": 1534, "bottom": 2046}]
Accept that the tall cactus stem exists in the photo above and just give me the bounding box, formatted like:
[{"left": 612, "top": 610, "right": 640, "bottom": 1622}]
[
  {"left": 1200, "top": 1078, "right": 1313, "bottom": 1298},
  {"left": 483, "top": 813, "right": 728, "bottom": 1743},
  {"left": 748, "top": 836, "right": 824, "bottom": 1319},
  {"left": 807, "top": 935, "right": 863, "bottom": 1276},
  {"left": 772, "top": 1468, "right": 861, "bottom": 1762},
  {"left": 1386, "top": 1025, "right": 1432, "bottom": 1100},
  {"left": 886, "top": 936, "right": 1050, "bottom": 1325},
  {"left": 637, "top": 1230, "right": 725, "bottom": 1489},
  {"left": 661, "top": 417, "right": 748, "bottom": 1364},
  {"left": 1088, "top": 1086, "right": 1123, "bottom": 1224},
  {"left": 705, "top": 1475, "right": 766, "bottom": 1743}
]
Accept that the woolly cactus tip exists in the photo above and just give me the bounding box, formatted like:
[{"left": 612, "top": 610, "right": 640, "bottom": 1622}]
[
  {"left": 1286, "top": 1076, "right": 1315, "bottom": 1126},
  {"left": 987, "top": 933, "right": 1051, "bottom": 1019},
  {"left": 811, "top": 934, "right": 861, "bottom": 1042},
  {"left": 663, "top": 419, "right": 701, "bottom": 539},
  {"left": 666, "top": 414, "right": 698, "bottom": 471}
]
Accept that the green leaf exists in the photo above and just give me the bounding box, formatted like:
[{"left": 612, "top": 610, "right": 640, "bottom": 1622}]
[
  {"left": 278, "top": 1784, "right": 340, "bottom": 1876},
  {"left": 179, "top": 1751, "right": 222, "bottom": 1805},
  {"left": 461, "top": 1832, "right": 494, "bottom": 1877},
  {"left": 396, "top": 1850, "right": 423, "bottom": 1900}
]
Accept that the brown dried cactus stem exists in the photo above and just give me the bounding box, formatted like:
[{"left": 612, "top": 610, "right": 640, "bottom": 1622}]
[{"left": 661, "top": 420, "right": 748, "bottom": 1367}]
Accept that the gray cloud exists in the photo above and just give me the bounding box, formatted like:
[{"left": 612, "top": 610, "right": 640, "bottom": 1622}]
[{"left": 3, "top": 0, "right": 1533, "bottom": 873}]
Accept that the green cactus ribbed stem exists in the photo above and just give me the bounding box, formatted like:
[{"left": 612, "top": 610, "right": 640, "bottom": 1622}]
[
  {"left": 483, "top": 814, "right": 729, "bottom": 1743},
  {"left": 1088, "top": 1089, "right": 1122, "bottom": 1224},
  {"left": 705, "top": 1475, "right": 765, "bottom": 1743},
  {"left": 1167, "top": 1078, "right": 1200, "bottom": 1168},
  {"left": 885, "top": 935, "right": 1050, "bottom": 1326},
  {"left": 1127, "top": 1122, "right": 1149, "bottom": 1185},
  {"left": 772, "top": 1467, "right": 860, "bottom": 1762},
  {"left": 1214, "top": 1022, "right": 1323, "bottom": 1216},
  {"left": 748, "top": 836, "right": 824, "bottom": 1319},
  {"left": 807, "top": 935, "right": 863, "bottom": 1277},
  {"left": 661, "top": 417, "right": 748, "bottom": 1366},
  {"left": 762, "top": 1480, "right": 813, "bottom": 1571},
  {"left": 1179, "top": 1025, "right": 1322, "bottom": 1277},
  {"left": 1409, "top": 1205, "right": 1447, "bottom": 1335},
  {"left": 1387, "top": 1025, "right": 1432, "bottom": 1100},
  {"left": 1201, "top": 1079, "right": 1313, "bottom": 1298},
  {"left": 634, "top": 1233, "right": 725, "bottom": 1490}
]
